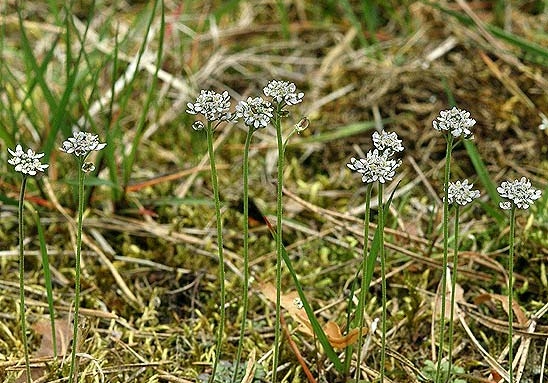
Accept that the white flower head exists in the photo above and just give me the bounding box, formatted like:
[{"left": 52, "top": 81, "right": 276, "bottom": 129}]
[
  {"left": 347, "top": 149, "right": 401, "bottom": 184},
  {"left": 372, "top": 130, "right": 404, "bottom": 155},
  {"left": 186, "top": 90, "right": 232, "bottom": 122},
  {"left": 433, "top": 107, "right": 476, "bottom": 139},
  {"left": 263, "top": 80, "right": 304, "bottom": 106},
  {"left": 446, "top": 179, "right": 480, "bottom": 206},
  {"left": 235, "top": 96, "right": 273, "bottom": 129},
  {"left": 8, "top": 144, "right": 49, "bottom": 176},
  {"left": 60, "top": 131, "right": 106, "bottom": 157},
  {"left": 497, "top": 177, "right": 542, "bottom": 210}
]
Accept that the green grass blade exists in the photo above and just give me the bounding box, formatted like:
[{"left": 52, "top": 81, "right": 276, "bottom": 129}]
[
  {"left": 336, "top": 0, "right": 368, "bottom": 48},
  {"left": 463, "top": 140, "right": 504, "bottom": 223},
  {"left": 424, "top": 0, "right": 548, "bottom": 66},
  {"left": 32, "top": 207, "right": 58, "bottom": 359},
  {"left": 263, "top": 216, "right": 345, "bottom": 372},
  {"left": 295, "top": 120, "right": 386, "bottom": 145},
  {"left": 122, "top": 0, "right": 165, "bottom": 190},
  {"left": 363, "top": 182, "right": 399, "bottom": 293}
]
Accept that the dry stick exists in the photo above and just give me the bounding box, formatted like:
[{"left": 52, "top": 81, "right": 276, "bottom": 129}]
[
  {"left": 458, "top": 314, "right": 510, "bottom": 382},
  {"left": 280, "top": 315, "right": 317, "bottom": 383},
  {"left": 42, "top": 179, "right": 141, "bottom": 308}
]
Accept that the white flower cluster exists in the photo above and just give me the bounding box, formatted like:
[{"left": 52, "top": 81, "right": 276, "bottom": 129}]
[
  {"left": 497, "top": 177, "right": 542, "bottom": 210},
  {"left": 263, "top": 80, "right": 304, "bottom": 106},
  {"left": 235, "top": 96, "right": 273, "bottom": 129},
  {"left": 8, "top": 145, "right": 49, "bottom": 176},
  {"left": 347, "top": 130, "right": 403, "bottom": 184},
  {"left": 447, "top": 179, "right": 480, "bottom": 206},
  {"left": 60, "top": 131, "right": 106, "bottom": 157},
  {"left": 372, "top": 130, "right": 404, "bottom": 156},
  {"left": 186, "top": 90, "right": 232, "bottom": 122},
  {"left": 433, "top": 107, "right": 476, "bottom": 139}
]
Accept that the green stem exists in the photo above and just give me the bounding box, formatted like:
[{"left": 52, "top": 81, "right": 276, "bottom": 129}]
[
  {"left": 232, "top": 128, "right": 254, "bottom": 383},
  {"left": 18, "top": 176, "right": 31, "bottom": 383},
  {"left": 436, "top": 135, "right": 453, "bottom": 383},
  {"left": 378, "top": 183, "right": 386, "bottom": 382},
  {"left": 508, "top": 206, "right": 516, "bottom": 383},
  {"left": 273, "top": 105, "right": 284, "bottom": 383},
  {"left": 446, "top": 205, "right": 460, "bottom": 383},
  {"left": 69, "top": 159, "right": 85, "bottom": 383},
  {"left": 205, "top": 122, "right": 226, "bottom": 383},
  {"left": 354, "top": 183, "right": 373, "bottom": 380}
]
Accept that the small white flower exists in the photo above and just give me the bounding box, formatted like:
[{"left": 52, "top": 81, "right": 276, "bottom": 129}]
[
  {"left": 433, "top": 107, "right": 476, "bottom": 139},
  {"left": 235, "top": 96, "right": 273, "bottom": 129},
  {"left": 186, "top": 90, "right": 232, "bottom": 122},
  {"left": 8, "top": 144, "right": 49, "bottom": 176},
  {"left": 499, "top": 201, "right": 512, "bottom": 210},
  {"left": 372, "top": 130, "right": 404, "bottom": 155},
  {"left": 497, "top": 177, "right": 542, "bottom": 210},
  {"left": 294, "top": 116, "right": 310, "bottom": 134},
  {"left": 347, "top": 149, "right": 401, "bottom": 184},
  {"left": 539, "top": 113, "right": 548, "bottom": 131},
  {"left": 446, "top": 179, "right": 480, "bottom": 206},
  {"left": 192, "top": 121, "right": 205, "bottom": 131},
  {"left": 293, "top": 297, "right": 304, "bottom": 310},
  {"left": 81, "top": 162, "right": 96, "bottom": 173},
  {"left": 263, "top": 80, "right": 304, "bottom": 106},
  {"left": 60, "top": 131, "right": 106, "bottom": 157}
]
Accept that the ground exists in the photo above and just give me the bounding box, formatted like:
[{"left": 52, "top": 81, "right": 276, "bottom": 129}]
[{"left": 0, "top": 1, "right": 547, "bottom": 382}]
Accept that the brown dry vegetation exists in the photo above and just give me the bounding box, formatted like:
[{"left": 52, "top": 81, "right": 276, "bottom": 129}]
[{"left": 0, "top": 1, "right": 547, "bottom": 382}]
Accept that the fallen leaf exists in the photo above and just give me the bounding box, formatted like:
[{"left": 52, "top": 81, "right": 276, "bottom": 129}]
[
  {"left": 434, "top": 268, "right": 465, "bottom": 321},
  {"left": 474, "top": 293, "right": 528, "bottom": 325},
  {"left": 260, "top": 283, "right": 366, "bottom": 349},
  {"left": 32, "top": 317, "right": 73, "bottom": 358}
]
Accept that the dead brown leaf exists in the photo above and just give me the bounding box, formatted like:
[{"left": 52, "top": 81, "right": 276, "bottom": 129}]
[
  {"left": 260, "top": 283, "right": 366, "bottom": 349},
  {"left": 474, "top": 293, "right": 528, "bottom": 325}
]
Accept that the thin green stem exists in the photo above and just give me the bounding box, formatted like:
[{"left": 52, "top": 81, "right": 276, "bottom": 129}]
[
  {"left": 446, "top": 205, "right": 460, "bottom": 383},
  {"left": 232, "top": 128, "right": 254, "bottom": 383},
  {"left": 205, "top": 122, "right": 226, "bottom": 383},
  {"left": 508, "top": 206, "right": 516, "bottom": 383},
  {"left": 69, "top": 159, "right": 85, "bottom": 383},
  {"left": 18, "top": 176, "right": 31, "bottom": 383},
  {"left": 436, "top": 135, "right": 453, "bottom": 383},
  {"left": 378, "top": 183, "right": 386, "bottom": 382},
  {"left": 355, "top": 183, "right": 373, "bottom": 380},
  {"left": 273, "top": 105, "right": 284, "bottom": 383}
]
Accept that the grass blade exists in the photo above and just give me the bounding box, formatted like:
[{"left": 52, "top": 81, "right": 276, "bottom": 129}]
[
  {"left": 263, "top": 216, "right": 345, "bottom": 373},
  {"left": 32, "top": 207, "right": 58, "bottom": 358}
]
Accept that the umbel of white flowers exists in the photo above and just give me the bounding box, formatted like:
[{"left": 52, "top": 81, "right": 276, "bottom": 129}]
[
  {"left": 433, "top": 107, "right": 476, "bottom": 139},
  {"left": 236, "top": 96, "right": 273, "bottom": 129},
  {"left": 347, "top": 130, "right": 404, "bottom": 184},
  {"left": 60, "top": 131, "right": 106, "bottom": 158},
  {"left": 498, "top": 177, "right": 542, "bottom": 210},
  {"left": 446, "top": 179, "right": 481, "bottom": 206},
  {"left": 8, "top": 145, "right": 49, "bottom": 176},
  {"left": 263, "top": 80, "right": 304, "bottom": 106}
]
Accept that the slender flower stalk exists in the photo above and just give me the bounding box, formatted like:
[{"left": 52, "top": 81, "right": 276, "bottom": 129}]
[
  {"left": 232, "top": 96, "right": 273, "bottom": 382},
  {"left": 378, "top": 182, "right": 386, "bottom": 382},
  {"left": 354, "top": 183, "right": 372, "bottom": 379},
  {"left": 498, "top": 177, "right": 542, "bottom": 382},
  {"left": 8, "top": 145, "right": 49, "bottom": 383},
  {"left": 187, "top": 90, "right": 232, "bottom": 382},
  {"left": 433, "top": 107, "right": 476, "bottom": 382},
  {"left": 445, "top": 180, "right": 480, "bottom": 382},
  {"left": 262, "top": 80, "right": 303, "bottom": 382},
  {"left": 347, "top": 130, "right": 403, "bottom": 381},
  {"left": 60, "top": 132, "right": 106, "bottom": 383}
]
